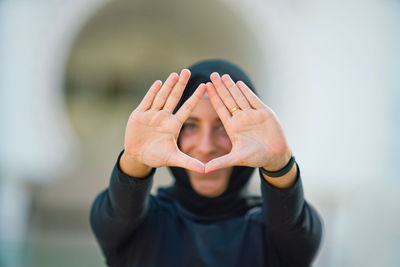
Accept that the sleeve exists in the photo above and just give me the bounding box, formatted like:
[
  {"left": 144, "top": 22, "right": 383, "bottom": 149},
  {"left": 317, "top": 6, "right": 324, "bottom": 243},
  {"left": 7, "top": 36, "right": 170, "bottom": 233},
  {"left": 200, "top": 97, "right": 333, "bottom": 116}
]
[
  {"left": 90, "top": 151, "right": 156, "bottom": 261},
  {"left": 261, "top": 164, "right": 323, "bottom": 267}
]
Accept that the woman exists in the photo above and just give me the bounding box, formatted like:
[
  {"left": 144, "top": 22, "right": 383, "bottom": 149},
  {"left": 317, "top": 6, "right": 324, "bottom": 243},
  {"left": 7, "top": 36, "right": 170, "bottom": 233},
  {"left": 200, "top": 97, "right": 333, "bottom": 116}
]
[{"left": 90, "top": 59, "right": 322, "bottom": 267}]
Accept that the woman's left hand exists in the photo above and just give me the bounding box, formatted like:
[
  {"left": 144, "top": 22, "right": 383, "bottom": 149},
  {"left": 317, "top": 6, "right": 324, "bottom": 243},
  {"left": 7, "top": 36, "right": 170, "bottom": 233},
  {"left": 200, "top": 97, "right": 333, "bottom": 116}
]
[{"left": 205, "top": 73, "right": 292, "bottom": 173}]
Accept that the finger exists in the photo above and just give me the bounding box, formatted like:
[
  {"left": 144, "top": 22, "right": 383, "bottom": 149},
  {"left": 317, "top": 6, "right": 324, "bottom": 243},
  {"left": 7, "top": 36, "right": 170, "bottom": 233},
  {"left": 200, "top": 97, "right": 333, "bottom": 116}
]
[
  {"left": 168, "top": 150, "right": 205, "bottom": 173},
  {"left": 151, "top": 72, "right": 179, "bottom": 110},
  {"left": 205, "top": 152, "right": 237, "bottom": 173},
  {"left": 163, "top": 69, "right": 191, "bottom": 113},
  {"left": 205, "top": 82, "right": 231, "bottom": 124},
  {"left": 174, "top": 83, "right": 206, "bottom": 124},
  {"left": 137, "top": 80, "right": 163, "bottom": 111},
  {"left": 236, "top": 81, "right": 265, "bottom": 110},
  {"left": 210, "top": 72, "right": 238, "bottom": 111},
  {"left": 221, "top": 74, "right": 251, "bottom": 110}
]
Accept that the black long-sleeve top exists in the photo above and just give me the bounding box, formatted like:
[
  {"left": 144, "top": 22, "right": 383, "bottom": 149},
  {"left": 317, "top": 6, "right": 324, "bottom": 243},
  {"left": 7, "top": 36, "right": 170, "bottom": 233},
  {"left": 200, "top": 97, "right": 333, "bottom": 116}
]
[{"left": 90, "top": 154, "right": 322, "bottom": 267}]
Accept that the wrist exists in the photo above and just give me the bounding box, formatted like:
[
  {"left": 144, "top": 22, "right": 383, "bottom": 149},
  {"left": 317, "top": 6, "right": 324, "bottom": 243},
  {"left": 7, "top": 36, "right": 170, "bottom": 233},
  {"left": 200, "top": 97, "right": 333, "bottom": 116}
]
[
  {"left": 260, "top": 161, "right": 298, "bottom": 188},
  {"left": 260, "top": 154, "right": 295, "bottom": 178},
  {"left": 120, "top": 151, "right": 152, "bottom": 178},
  {"left": 262, "top": 149, "right": 292, "bottom": 171}
]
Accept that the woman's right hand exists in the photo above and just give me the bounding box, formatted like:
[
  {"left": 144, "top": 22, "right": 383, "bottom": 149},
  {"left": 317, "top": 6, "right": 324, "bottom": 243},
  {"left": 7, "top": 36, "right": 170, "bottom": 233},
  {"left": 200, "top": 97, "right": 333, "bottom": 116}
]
[{"left": 121, "top": 69, "right": 206, "bottom": 177}]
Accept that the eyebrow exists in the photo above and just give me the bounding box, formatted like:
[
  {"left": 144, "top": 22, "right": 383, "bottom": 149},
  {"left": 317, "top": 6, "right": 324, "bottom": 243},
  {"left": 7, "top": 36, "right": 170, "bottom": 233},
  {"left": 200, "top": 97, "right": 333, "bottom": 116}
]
[
  {"left": 186, "top": 117, "right": 222, "bottom": 123},
  {"left": 186, "top": 117, "right": 200, "bottom": 121}
]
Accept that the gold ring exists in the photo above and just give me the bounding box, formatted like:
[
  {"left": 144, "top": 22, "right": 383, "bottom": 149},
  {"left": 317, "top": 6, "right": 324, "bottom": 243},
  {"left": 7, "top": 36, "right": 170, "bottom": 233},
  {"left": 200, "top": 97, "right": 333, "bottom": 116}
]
[{"left": 229, "top": 106, "right": 240, "bottom": 114}]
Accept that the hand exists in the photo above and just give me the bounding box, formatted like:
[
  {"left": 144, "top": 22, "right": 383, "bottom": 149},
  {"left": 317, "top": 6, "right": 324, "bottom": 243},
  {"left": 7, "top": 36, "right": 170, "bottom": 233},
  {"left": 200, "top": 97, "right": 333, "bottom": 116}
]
[
  {"left": 123, "top": 69, "right": 206, "bottom": 173},
  {"left": 204, "top": 73, "right": 291, "bottom": 173}
]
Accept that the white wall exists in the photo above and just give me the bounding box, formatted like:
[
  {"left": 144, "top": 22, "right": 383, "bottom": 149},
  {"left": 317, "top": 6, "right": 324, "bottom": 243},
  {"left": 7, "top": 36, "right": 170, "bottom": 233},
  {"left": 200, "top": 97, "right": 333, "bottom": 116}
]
[{"left": 224, "top": 0, "right": 400, "bottom": 266}]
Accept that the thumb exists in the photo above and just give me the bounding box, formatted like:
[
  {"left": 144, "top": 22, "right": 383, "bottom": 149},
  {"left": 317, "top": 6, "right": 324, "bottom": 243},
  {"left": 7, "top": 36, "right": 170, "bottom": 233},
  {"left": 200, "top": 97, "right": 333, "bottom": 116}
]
[
  {"left": 205, "top": 152, "right": 237, "bottom": 173},
  {"left": 168, "top": 150, "right": 205, "bottom": 173}
]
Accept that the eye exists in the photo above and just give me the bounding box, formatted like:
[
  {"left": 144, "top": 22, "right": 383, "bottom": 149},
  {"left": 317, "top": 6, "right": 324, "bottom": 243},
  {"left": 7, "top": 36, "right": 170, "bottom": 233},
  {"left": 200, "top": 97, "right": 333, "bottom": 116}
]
[
  {"left": 215, "top": 124, "right": 225, "bottom": 132},
  {"left": 182, "top": 123, "right": 197, "bottom": 131}
]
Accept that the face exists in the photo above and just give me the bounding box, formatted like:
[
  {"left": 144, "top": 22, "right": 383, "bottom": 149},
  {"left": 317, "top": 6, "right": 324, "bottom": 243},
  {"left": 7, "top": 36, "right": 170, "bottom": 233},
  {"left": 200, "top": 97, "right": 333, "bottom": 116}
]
[{"left": 179, "top": 97, "right": 233, "bottom": 198}]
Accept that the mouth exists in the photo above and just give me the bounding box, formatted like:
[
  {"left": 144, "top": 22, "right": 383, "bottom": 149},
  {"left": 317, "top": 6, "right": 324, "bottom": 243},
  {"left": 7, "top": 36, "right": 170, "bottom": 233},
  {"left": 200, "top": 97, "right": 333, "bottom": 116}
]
[
  {"left": 204, "top": 170, "right": 217, "bottom": 175},
  {"left": 202, "top": 167, "right": 226, "bottom": 176}
]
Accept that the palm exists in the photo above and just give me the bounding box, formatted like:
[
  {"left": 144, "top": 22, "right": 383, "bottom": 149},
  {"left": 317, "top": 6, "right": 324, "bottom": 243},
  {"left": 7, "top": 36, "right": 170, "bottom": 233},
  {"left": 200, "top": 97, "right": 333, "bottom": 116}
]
[
  {"left": 205, "top": 73, "right": 290, "bottom": 172},
  {"left": 125, "top": 110, "right": 182, "bottom": 167},
  {"left": 123, "top": 70, "right": 206, "bottom": 173},
  {"left": 228, "top": 110, "right": 288, "bottom": 165}
]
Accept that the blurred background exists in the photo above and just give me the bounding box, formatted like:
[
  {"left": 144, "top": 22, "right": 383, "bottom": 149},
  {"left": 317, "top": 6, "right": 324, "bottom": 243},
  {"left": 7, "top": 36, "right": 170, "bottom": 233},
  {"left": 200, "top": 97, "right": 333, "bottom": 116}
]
[{"left": 0, "top": 0, "right": 399, "bottom": 266}]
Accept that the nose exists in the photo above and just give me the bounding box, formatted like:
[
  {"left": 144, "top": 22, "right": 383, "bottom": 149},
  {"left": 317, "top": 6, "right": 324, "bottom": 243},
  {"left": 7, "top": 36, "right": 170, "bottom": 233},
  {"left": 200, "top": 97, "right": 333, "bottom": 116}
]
[{"left": 197, "top": 126, "right": 215, "bottom": 158}]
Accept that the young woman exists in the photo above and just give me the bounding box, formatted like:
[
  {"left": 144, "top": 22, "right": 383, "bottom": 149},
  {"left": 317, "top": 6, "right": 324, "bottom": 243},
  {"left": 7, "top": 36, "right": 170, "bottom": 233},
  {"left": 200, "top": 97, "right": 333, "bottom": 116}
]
[{"left": 90, "top": 59, "right": 322, "bottom": 267}]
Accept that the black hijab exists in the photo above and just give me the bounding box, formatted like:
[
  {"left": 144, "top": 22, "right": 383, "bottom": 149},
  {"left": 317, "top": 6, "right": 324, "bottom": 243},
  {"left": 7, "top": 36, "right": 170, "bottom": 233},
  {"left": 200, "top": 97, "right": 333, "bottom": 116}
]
[{"left": 158, "top": 59, "right": 261, "bottom": 221}]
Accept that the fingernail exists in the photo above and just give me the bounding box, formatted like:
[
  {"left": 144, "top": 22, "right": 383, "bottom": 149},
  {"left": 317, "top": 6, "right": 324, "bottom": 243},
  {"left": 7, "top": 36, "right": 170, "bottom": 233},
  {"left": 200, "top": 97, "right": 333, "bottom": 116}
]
[
  {"left": 211, "top": 72, "right": 220, "bottom": 78},
  {"left": 181, "top": 69, "right": 190, "bottom": 76}
]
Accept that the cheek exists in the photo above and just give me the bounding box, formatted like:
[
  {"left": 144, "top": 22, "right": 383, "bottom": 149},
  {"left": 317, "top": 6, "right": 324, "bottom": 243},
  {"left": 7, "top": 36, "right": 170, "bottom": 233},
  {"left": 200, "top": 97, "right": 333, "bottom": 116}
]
[
  {"left": 215, "top": 132, "right": 232, "bottom": 153},
  {"left": 179, "top": 132, "right": 196, "bottom": 153}
]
